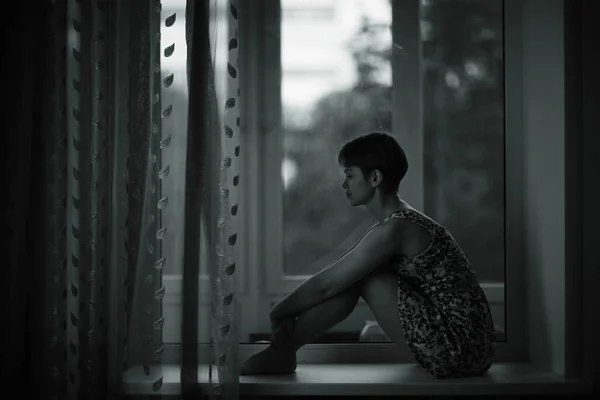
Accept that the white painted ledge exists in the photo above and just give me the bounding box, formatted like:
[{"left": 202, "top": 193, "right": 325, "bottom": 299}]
[{"left": 122, "top": 362, "right": 593, "bottom": 396}]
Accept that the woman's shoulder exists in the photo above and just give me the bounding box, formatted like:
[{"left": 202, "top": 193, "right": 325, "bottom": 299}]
[
  {"left": 381, "top": 210, "right": 434, "bottom": 259},
  {"left": 384, "top": 207, "right": 442, "bottom": 232}
]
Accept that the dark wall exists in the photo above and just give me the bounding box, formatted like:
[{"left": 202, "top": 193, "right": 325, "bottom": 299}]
[{"left": 580, "top": 0, "right": 600, "bottom": 393}]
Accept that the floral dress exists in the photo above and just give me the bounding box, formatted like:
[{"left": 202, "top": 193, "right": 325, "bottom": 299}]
[{"left": 385, "top": 209, "right": 496, "bottom": 379}]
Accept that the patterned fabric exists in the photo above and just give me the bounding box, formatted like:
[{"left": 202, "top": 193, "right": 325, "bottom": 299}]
[
  {"left": 8, "top": 0, "right": 239, "bottom": 397},
  {"left": 208, "top": 1, "right": 241, "bottom": 396},
  {"left": 6, "top": 0, "right": 165, "bottom": 398},
  {"left": 385, "top": 209, "right": 496, "bottom": 379},
  {"left": 59, "top": 0, "right": 166, "bottom": 397},
  {"left": 185, "top": 0, "right": 241, "bottom": 398},
  {"left": 123, "top": 0, "right": 168, "bottom": 394}
]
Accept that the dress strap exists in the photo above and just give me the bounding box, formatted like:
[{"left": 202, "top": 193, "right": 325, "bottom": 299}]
[{"left": 384, "top": 209, "right": 436, "bottom": 235}]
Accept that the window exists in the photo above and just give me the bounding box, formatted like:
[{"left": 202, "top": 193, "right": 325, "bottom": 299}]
[
  {"left": 245, "top": 0, "right": 505, "bottom": 349},
  {"left": 161, "top": 0, "right": 522, "bottom": 363}
]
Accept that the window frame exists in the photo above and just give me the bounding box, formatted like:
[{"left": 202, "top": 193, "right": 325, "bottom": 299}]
[
  {"left": 237, "top": 0, "right": 524, "bottom": 362},
  {"left": 260, "top": 0, "right": 509, "bottom": 295},
  {"left": 159, "top": 0, "right": 526, "bottom": 364}
]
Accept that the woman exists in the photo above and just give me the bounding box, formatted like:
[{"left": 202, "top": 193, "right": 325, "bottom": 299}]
[{"left": 240, "top": 132, "right": 496, "bottom": 379}]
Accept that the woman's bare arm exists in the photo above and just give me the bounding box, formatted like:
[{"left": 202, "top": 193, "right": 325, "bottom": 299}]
[
  {"left": 329, "top": 222, "right": 381, "bottom": 265},
  {"left": 270, "top": 221, "right": 401, "bottom": 321},
  {"left": 269, "top": 223, "right": 381, "bottom": 322}
]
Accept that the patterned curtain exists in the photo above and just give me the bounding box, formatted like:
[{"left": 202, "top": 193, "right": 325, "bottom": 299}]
[
  {"left": 59, "top": 0, "right": 170, "bottom": 396},
  {"left": 5, "top": 0, "right": 240, "bottom": 398},
  {"left": 6, "top": 0, "right": 166, "bottom": 398},
  {"left": 182, "top": 0, "right": 241, "bottom": 398}
]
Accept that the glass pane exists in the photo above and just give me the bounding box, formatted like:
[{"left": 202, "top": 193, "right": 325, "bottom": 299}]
[
  {"left": 282, "top": 0, "right": 393, "bottom": 276},
  {"left": 421, "top": 0, "right": 505, "bottom": 285},
  {"left": 280, "top": 0, "right": 505, "bottom": 342}
]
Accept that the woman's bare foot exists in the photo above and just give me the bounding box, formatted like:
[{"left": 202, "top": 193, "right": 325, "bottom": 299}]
[{"left": 239, "top": 345, "right": 297, "bottom": 375}]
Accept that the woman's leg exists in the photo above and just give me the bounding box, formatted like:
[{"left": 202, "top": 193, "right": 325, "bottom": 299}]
[
  {"left": 359, "top": 268, "right": 407, "bottom": 347},
  {"left": 240, "top": 281, "right": 362, "bottom": 375},
  {"left": 282, "top": 280, "right": 362, "bottom": 349},
  {"left": 277, "top": 267, "right": 408, "bottom": 352},
  {"left": 239, "top": 266, "right": 410, "bottom": 375}
]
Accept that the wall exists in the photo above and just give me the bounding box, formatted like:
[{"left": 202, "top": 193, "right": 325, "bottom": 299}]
[
  {"left": 523, "top": 0, "right": 600, "bottom": 391},
  {"left": 581, "top": 0, "right": 600, "bottom": 392}
]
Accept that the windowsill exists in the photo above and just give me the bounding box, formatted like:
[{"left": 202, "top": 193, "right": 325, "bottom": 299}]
[
  {"left": 248, "top": 327, "right": 506, "bottom": 343},
  {"left": 122, "top": 362, "right": 593, "bottom": 396}
]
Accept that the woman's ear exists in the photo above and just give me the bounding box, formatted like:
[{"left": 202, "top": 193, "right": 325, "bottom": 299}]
[{"left": 371, "top": 170, "right": 383, "bottom": 187}]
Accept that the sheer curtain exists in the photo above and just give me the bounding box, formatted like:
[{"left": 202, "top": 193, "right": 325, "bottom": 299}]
[
  {"left": 5, "top": 0, "right": 240, "bottom": 398},
  {"left": 126, "top": 0, "right": 241, "bottom": 396},
  {"left": 181, "top": 0, "right": 241, "bottom": 397}
]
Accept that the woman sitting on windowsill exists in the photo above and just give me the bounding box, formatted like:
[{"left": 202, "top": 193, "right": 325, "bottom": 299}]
[{"left": 239, "top": 132, "right": 496, "bottom": 379}]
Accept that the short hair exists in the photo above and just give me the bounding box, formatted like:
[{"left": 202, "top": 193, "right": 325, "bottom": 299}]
[{"left": 337, "top": 132, "right": 408, "bottom": 194}]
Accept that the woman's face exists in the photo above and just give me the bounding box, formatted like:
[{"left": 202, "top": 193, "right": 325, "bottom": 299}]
[{"left": 341, "top": 166, "right": 374, "bottom": 206}]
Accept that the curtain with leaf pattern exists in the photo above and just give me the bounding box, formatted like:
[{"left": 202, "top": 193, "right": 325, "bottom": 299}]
[
  {"left": 182, "top": 0, "right": 241, "bottom": 397},
  {"left": 6, "top": 0, "right": 240, "bottom": 399}
]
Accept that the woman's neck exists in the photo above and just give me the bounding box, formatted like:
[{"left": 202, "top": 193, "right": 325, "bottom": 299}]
[{"left": 366, "top": 193, "right": 406, "bottom": 223}]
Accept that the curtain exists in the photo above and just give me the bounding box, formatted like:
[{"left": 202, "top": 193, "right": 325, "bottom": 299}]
[
  {"left": 181, "top": 0, "right": 241, "bottom": 397},
  {"left": 5, "top": 0, "right": 240, "bottom": 398}
]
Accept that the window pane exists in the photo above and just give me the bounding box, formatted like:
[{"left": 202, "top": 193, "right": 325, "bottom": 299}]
[
  {"left": 282, "top": 0, "right": 393, "bottom": 276},
  {"left": 282, "top": 0, "right": 505, "bottom": 285},
  {"left": 280, "top": 0, "right": 505, "bottom": 342},
  {"left": 421, "top": 0, "right": 505, "bottom": 284}
]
